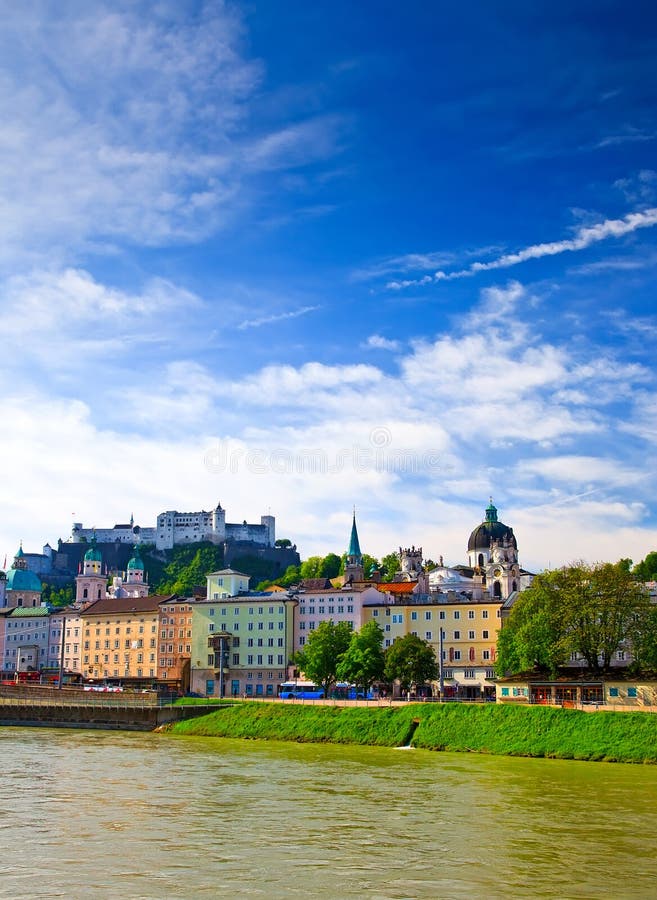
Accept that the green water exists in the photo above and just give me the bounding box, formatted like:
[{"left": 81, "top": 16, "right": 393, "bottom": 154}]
[{"left": 1, "top": 727, "right": 656, "bottom": 899}]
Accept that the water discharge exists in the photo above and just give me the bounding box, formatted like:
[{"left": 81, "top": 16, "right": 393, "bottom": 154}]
[{"left": 1, "top": 727, "right": 656, "bottom": 898}]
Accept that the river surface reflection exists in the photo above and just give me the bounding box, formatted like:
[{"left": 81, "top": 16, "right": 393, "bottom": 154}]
[{"left": 1, "top": 727, "right": 656, "bottom": 898}]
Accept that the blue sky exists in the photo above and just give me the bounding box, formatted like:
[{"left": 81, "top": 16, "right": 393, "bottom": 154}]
[{"left": 2, "top": 0, "right": 657, "bottom": 573}]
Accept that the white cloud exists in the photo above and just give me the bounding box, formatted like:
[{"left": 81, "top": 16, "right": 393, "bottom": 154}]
[
  {"left": 237, "top": 305, "right": 321, "bottom": 330},
  {"left": 363, "top": 334, "right": 401, "bottom": 351},
  {"left": 0, "top": 4, "right": 347, "bottom": 265},
  {"left": 386, "top": 208, "right": 657, "bottom": 289}
]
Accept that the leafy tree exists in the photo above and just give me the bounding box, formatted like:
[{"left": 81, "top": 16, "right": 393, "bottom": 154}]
[
  {"left": 380, "top": 550, "right": 400, "bottom": 580},
  {"left": 275, "top": 538, "right": 292, "bottom": 548},
  {"left": 319, "top": 553, "right": 342, "bottom": 580},
  {"left": 41, "top": 583, "right": 75, "bottom": 607},
  {"left": 496, "top": 561, "right": 652, "bottom": 677},
  {"left": 361, "top": 554, "right": 380, "bottom": 578},
  {"left": 630, "top": 604, "right": 657, "bottom": 671},
  {"left": 633, "top": 551, "right": 657, "bottom": 582},
  {"left": 300, "top": 556, "right": 324, "bottom": 579},
  {"left": 294, "top": 620, "right": 353, "bottom": 697},
  {"left": 384, "top": 634, "right": 438, "bottom": 693},
  {"left": 336, "top": 620, "right": 385, "bottom": 694}
]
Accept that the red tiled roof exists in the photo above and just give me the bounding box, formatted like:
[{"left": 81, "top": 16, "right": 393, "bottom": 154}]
[{"left": 375, "top": 581, "right": 417, "bottom": 594}]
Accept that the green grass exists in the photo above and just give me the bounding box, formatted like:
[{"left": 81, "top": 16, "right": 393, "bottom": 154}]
[{"left": 166, "top": 702, "right": 657, "bottom": 763}]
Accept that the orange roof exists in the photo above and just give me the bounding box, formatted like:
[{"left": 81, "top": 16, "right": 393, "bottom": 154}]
[{"left": 375, "top": 581, "right": 417, "bottom": 594}]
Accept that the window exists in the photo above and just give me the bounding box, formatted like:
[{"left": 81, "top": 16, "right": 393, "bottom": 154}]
[
  {"left": 627, "top": 687, "right": 637, "bottom": 698},
  {"left": 392, "top": 614, "right": 403, "bottom": 624},
  {"left": 410, "top": 611, "right": 417, "bottom": 621},
  {"left": 232, "top": 653, "right": 240, "bottom": 665},
  {"left": 608, "top": 687, "right": 619, "bottom": 698},
  {"left": 468, "top": 610, "right": 475, "bottom": 619},
  {"left": 482, "top": 610, "right": 488, "bottom": 619},
  {"left": 439, "top": 611, "right": 445, "bottom": 620},
  {"left": 425, "top": 631, "right": 432, "bottom": 640},
  {"left": 482, "top": 630, "right": 489, "bottom": 640},
  {"left": 468, "top": 630, "right": 475, "bottom": 640},
  {"left": 453, "top": 630, "right": 460, "bottom": 639},
  {"left": 483, "top": 650, "right": 490, "bottom": 661},
  {"left": 425, "top": 611, "right": 432, "bottom": 621},
  {"left": 207, "top": 654, "right": 214, "bottom": 665},
  {"left": 464, "top": 669, "right": 475, "bottom": 679},
  {"left": 209, "top": 609, "right": 215, "bottom": 617},
  {"left": 453, "top": 611, "right": 460, "bottom": 620},
  {"left": 616, "top": 651, "right": 626, "bottom": 661},
  {"left": 247, "top": 654, "right": 254, "bottom": 665},
  {"left": 453, "top": 650, "right": 461, "bottom": 661}
]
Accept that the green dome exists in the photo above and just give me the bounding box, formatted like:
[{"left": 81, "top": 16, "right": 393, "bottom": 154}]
[
  {"left": 84, "top": 536, "right": 102, "bottom": 563},
  {"left": 127, "top": 545, "right": 145, "bottom": 571},
  {"left": 6, "top": 567, "right": 42, "bottom": 593}
]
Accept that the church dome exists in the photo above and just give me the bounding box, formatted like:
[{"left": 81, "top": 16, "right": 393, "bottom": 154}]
[
  {"left": 467, "top": 501, "right": 517, "bottom": 552},
  {"left": 6, "top": 567, "right": 42, "bottom": 593},
  {"left": 127, "top": 546, "right": 145, "bottom": 571},
  {"left": 84, "top": 536, "right": 102, "bottom": 563}
]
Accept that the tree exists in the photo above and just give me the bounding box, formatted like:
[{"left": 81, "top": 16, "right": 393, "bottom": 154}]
[
  {"left": 300, "top": 556, "right": 324, "bottom": 579},
  {"left": 633, "top": 551, "right": 657, "bottom": 582},
  {"left": 319, "top": 553, "right": 342, "bottom": 580},
  {"left": 496, "top": 560, "right": 652, "bottom": 677},
  {"left": 336, "top": 620, "right": 385, "bottom": 694},
  {"left": 275, "top": 538, "right": 292, "bottom": 548},
  {"left": 294, "top": 621, "right": 353, "bottom": 697},
  {"left": 380, "top": 550, "right": 400, "bottom": 580},
  {"left": 384, "top": 634, "right": 438, "bottom": 693}
]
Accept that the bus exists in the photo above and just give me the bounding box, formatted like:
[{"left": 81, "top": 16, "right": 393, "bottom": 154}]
[
  {"left": 331, "top": 682, "right": 375, "bottom": 700},
  {"left": 278, "top": 681, "right": 325, "bottom": 699}
]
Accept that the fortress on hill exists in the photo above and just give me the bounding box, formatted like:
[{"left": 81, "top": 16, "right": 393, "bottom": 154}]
[{"left": 71, "top": 502, "right": 275, "bottom": 551}]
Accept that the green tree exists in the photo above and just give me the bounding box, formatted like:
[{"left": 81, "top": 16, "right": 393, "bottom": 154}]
[
  {"left": 496, "top": 561, "right": 651, "bottom": 677},
  {"left": 336, "top": 620, "right": 385, "bottom": 694},
  {"left": 633, "top": 551, "right": 657, "bottom": 582},
  {"left": 384, "top": 634, "right": 438, "bottom": 693},
  {"left": 630, "top": 604, "right": 657, "bottom": 671},
  {"left": 319, "top": 553, "right": 342, "bottom": 580},
  {"left": 294, "top": 620, "right": 353, "bottom": 697},
  {"left": 275, "top": 538, "right": 292, "bottom": 548},
  {"left": 300, "top": 556, "right": 324, "bottom": 579},
  {"left": 380, "top": 550, "right": 400, "bottom": 580},
  {"left": 361, "top": 554, "right": 380, "bottom": 578}
]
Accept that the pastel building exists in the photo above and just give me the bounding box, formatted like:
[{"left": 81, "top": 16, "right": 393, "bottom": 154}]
[
  {"left": 5, "top": 546, "right": 43, "bottom": 608},
  {"left": 158, "top": 596, "right": 195, "bottom": 691},
  {"left": 362, "top": 592, "right": 503, "bottom": 699},
  {"left": 79, "top": 594, "right": 171, "bottom": 683},
  {"left": 2, "top": 606, "right": 51, "bottom": 674},
  {"left": 190, "top": 593, "right": 297, "bottom": 698}
]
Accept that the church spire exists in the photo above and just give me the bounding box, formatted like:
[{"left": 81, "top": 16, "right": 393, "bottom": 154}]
[
  {"left": 344, "top": 511, "right": 364, "bottom": 584},
  {"left": 347, "top": 512, "right": 362, "bottom": 561}
]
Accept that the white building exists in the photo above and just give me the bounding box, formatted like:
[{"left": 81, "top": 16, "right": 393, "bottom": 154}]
[{"left": 71, "top": 501, "right": 275, "bottom": 551}]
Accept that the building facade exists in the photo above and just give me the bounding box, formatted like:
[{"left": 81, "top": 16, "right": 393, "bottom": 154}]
[
  {"left": 190, "top": 594, "right": 297, "bottom": 698},
  {"left": 71, "top": 501, "right": 276, "bottom": 551}
]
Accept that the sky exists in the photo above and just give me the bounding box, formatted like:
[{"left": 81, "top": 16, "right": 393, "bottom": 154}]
[{"left": 2, "top": 0, "right": 657, "bottom": 574}]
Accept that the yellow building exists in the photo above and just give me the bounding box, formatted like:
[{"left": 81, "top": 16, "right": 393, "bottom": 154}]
[
  {"left": 362, "top": 592, "right": 503, "bottom": 699},
  {"left": 206, "top": 568, "right": 250, "bottom": 600},
  {"left": 80, "top": 594, "right": 172, "bottom": 684}
]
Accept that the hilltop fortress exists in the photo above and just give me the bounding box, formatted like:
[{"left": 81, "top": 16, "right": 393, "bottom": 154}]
[{"left": 71, "top": 501, "right": 275, "bottom": 551}]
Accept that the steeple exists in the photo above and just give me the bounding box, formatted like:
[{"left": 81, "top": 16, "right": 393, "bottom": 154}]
[
  {"left": 344, "top": 511, "right": 364, "bottom": 584},
  {"left": 347, "top": 513, "right": 362, "bottom": 562}
]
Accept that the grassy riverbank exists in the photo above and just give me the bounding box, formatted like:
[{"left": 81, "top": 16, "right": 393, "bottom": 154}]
[{"left": 166, "top": 702, "right": 657, "bottom": 763}]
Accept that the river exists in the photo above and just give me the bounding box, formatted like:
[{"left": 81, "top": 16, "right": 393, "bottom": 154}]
[{"left": 1, "top": 727, "right": 656, "bottom": 899}]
